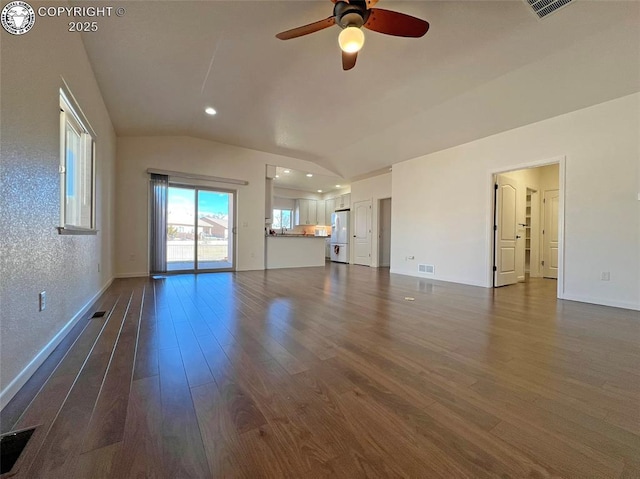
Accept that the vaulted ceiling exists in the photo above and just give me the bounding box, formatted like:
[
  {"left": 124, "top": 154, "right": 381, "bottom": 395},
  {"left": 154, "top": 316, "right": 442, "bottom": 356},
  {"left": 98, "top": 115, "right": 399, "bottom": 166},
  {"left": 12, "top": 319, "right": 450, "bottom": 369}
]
[{"left": 79, "top": 1, "right": 640, "bottom": 179}]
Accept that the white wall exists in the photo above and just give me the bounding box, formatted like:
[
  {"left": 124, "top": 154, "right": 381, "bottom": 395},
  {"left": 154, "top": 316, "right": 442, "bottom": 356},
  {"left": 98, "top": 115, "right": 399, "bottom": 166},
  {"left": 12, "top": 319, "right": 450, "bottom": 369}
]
[
  {"left": 350, "top": 173, "right": 392, "bottom": 267},
  {"left": 115, "top": 137, "right": 329, "bottom": 275},
  {"left": 392, "top": 93, "right": 639, "bottom": 310},
  {"left": 0, "top": 13, "right": 117, "bottom": 405}
]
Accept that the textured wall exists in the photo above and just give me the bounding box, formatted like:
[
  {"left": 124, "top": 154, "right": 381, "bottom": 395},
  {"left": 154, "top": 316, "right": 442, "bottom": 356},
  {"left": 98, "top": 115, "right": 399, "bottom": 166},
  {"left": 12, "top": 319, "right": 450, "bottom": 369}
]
[{"left": 0, "top": 9, "right": 116, "bottom": 400}]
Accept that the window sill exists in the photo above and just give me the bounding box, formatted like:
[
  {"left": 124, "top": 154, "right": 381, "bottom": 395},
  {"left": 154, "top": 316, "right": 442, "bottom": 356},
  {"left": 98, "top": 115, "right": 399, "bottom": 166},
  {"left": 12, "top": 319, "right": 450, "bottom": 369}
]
[{"left": 57, "top": 227, "right": 98, "bottom": 236}]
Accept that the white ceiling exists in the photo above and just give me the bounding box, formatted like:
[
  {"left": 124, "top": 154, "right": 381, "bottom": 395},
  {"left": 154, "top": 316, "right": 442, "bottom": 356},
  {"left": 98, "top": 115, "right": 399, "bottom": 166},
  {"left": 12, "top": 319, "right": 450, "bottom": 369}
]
[
  {"left": 79, "top": 1, "right": 640, "bottom": 180},
  {"left": 272, "top": 166, "right": 349, "bottom": 193}
]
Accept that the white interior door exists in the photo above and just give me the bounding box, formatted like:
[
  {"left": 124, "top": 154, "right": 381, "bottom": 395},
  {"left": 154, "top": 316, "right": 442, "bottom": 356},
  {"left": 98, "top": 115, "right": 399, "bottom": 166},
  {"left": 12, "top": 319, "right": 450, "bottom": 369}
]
[
  {"left": 543, "top": 189, "right": 559, "bottom": 279},
  {"left": 494, "top": 175, "right": 518, "bottom": 286},
  {"left": 353, "top": 200, "right": 372, "bottom": 266}
]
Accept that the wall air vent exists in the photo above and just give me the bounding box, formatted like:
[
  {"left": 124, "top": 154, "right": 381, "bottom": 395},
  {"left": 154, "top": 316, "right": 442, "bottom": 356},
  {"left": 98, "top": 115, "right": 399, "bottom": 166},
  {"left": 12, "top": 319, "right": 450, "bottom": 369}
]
[
  {"left": 525, "top": 0, "right": 574, "bottom": 19},
  {"left": 418, "top": 264, "right": 435, "bottom": 274}
]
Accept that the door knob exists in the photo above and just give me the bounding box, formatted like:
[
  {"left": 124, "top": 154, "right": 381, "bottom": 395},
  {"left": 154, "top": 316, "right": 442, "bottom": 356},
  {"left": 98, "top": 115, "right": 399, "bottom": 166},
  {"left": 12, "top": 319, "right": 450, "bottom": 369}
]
[{"left": 516, "top": 235, "right": 522, "bottom": 239}]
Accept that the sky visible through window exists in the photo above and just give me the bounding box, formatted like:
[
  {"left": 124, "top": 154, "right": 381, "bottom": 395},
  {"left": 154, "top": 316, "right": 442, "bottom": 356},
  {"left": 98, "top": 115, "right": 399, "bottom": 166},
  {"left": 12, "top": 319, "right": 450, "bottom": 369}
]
[{"left": 168, "top": 187, "right": 229, "bottom": 217}]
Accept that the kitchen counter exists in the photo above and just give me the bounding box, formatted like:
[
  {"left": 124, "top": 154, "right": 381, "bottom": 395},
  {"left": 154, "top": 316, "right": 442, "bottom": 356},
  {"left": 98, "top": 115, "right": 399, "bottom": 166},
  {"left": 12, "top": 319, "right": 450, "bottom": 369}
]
[
  {"left": 266, "top": 235, "right": 326, "bottom": 269},
  {"left": 266, "top": 234, "right": 327, "bottom": 238}
]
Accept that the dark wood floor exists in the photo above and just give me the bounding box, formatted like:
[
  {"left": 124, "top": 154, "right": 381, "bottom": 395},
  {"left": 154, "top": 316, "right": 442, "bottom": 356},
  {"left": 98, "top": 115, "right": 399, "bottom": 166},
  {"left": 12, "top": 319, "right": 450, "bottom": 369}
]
[{"left": 2, "top": 264, "right": 639, "bottom": 478}]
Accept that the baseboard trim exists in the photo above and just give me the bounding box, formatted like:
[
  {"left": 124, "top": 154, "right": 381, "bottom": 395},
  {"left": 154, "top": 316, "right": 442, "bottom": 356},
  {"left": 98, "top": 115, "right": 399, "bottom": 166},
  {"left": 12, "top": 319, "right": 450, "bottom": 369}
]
[
  {"left": 115, "top": 272, "right": 148, "bottom": 278},
  {"left": 389, "top": 269, "right": 488, "bottom": 288},
  {"left": 560, "top": 293, "right": 640, "bottom": 312},
  {"left": 0, "top": 278, "right": 114, "bottom": 411}
]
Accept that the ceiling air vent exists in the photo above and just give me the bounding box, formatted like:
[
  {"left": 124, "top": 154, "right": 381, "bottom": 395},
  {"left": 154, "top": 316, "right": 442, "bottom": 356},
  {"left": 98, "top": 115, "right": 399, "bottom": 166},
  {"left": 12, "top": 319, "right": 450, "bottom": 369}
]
[{"left": 525, "top": 0, "right": 574, "bottom": 19}]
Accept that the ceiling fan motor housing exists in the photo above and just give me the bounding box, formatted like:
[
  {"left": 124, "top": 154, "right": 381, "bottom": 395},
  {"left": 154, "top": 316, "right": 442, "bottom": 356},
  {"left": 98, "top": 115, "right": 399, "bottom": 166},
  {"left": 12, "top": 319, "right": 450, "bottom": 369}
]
[{"left": 334, "top": 1, "right": 369, "bottom": 29}]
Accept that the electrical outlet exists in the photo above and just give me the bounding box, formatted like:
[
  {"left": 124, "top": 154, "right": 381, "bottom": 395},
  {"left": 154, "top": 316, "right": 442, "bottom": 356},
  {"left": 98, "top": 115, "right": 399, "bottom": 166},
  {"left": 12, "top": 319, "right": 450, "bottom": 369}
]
[
  {"left": 39, "top": 291, "right": 46, "bottom": 312},
  {"left": 408, "top": 255, "right": 415, "bottom": 260},
  {"left": 600, "top": 272, "right": 610, "bottom": 281}
]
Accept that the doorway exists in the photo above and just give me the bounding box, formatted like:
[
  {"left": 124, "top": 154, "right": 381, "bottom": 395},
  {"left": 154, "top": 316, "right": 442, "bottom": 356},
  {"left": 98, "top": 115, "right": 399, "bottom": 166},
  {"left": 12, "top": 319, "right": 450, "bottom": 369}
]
[
  {"left": 492, "top": 163, "right": 561, "bottom": 291},
  {"left": 378, "top": 198, "right": 392, "bottom": 268},
  {"left": 166, "top": 185, "right": 235, "bottom": 272}
]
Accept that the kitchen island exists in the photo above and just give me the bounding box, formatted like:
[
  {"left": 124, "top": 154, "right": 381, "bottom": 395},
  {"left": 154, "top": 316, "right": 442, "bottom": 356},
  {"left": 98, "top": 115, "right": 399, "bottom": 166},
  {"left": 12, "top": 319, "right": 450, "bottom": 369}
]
[{"left": 265, "top": 235, "right": 327, "bottom": 269}]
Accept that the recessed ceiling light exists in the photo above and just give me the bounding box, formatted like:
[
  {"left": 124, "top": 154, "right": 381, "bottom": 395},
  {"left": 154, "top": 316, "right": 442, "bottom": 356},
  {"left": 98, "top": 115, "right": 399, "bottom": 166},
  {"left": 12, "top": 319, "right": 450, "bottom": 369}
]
[
  {"left": 335, "top": 184, "right": 341, "bottom": 188},
  {"left": 283, "top": 169, "right": 291, "bottom": 174},
  {"left": 275, "top": 175, "right": 279, "bottom": 178},
  {"left": 306, "top": 173, "right": 313, "bottom": 177},
  {"left": 205, "top": 107, "right": 217, "bottom": 115},
  {"left": 317, "top": 189, "right": 323, "bottom": 193}
]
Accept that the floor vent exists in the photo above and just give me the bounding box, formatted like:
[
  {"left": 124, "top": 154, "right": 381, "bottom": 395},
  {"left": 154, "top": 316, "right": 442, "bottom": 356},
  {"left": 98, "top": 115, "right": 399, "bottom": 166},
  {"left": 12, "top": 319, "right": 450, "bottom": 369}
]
[
  {"left": 90, "top": 311, "right": 106, "bottom": 319},
  {"left": 418, "top": 264, "right": 435, "bottom": 274},
  {"left": 1, "top": 427, "right": 36, "bottom": 474},
  {"left": 525, "top": 0, "right": 574, "bottom": 19}
]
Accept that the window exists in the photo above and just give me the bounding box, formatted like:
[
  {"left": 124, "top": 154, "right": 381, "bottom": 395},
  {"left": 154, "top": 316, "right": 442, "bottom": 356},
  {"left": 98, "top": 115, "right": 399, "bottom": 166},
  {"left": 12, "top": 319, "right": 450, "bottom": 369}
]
[
  {"left": 59, "top": 89, "right": 96, "bottom": 233},
  {"left": 272, "top": 209, "right": 292, "bottom": 229}
]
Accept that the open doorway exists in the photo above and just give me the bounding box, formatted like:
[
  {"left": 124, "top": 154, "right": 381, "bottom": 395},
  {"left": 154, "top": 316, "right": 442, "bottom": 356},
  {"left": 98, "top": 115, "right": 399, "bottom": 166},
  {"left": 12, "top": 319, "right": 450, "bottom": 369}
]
[
  {"left": 492, "top": 163, "right": 560, "bottom": 291},
  {"left": 378, "top": 198, "right": 392, "bottom": 268}
]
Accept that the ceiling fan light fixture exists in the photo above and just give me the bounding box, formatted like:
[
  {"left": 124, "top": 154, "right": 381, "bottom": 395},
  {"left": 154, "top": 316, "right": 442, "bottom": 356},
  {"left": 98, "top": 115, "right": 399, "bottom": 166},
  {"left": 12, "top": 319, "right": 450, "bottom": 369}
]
[{"left": 338, "top": 26, "right": 365, "bottom": 53}]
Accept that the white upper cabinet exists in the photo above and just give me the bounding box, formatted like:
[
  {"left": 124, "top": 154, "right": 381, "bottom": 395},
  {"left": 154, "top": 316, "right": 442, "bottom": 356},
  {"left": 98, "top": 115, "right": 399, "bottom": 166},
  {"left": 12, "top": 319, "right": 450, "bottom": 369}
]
[
  {"left": 324, "top": 197, "right": 335, "bottom": 225},
  {"left": 336, "top": 193, "right": 351, "bottom": 210},
  {"left": 317, "top": 200, "right": 326, "bottom": 226},
  {"left": 294, "top": 199, "right": 318, "bottom": 225}
]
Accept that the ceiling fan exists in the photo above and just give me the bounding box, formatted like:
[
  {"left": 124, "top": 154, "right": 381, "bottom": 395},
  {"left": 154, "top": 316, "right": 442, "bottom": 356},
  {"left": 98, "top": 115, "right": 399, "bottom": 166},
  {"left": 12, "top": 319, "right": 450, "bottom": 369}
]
[{"left": 275, "top": 0, "right": 429, "bottom": 71}]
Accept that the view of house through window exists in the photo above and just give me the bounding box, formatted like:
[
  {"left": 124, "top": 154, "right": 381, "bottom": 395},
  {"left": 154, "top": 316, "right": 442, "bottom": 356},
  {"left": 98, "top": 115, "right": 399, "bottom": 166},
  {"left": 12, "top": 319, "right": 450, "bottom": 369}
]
[
  {"left": 272, "top": 209, "right": 292, "bottom": 230},
  {"left": 167, "top": 186, "right": 234, "bottom": 271},
  {"left": 60, "top": 90, "right": 95, "bottom": 230}
]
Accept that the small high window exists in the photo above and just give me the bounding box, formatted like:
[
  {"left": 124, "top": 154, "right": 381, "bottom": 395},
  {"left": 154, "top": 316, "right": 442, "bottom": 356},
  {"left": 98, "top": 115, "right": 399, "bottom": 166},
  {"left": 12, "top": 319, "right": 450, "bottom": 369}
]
[{"left": 59, "top": 89, "right": 96, "bottom": 233}]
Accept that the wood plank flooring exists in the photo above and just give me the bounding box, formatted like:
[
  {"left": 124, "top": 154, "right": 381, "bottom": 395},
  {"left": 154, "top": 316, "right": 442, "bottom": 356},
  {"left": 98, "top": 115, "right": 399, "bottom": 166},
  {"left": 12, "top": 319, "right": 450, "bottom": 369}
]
[{"left": 2, "top": 265, "right": 639, "bottom": 478}]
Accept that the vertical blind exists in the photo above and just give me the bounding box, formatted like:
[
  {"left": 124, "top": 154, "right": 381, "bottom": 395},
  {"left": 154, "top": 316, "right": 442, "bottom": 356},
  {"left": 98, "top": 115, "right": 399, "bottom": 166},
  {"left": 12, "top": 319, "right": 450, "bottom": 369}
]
[{"left": 149, "top": 174, "right": 168, "bottom": 274}]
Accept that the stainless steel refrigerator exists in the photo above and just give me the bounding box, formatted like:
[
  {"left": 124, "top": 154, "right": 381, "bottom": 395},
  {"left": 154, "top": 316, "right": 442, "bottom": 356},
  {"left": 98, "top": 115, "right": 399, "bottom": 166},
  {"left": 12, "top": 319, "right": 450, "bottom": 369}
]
[{"left": 330, "top": 210, "right": 350, "bottom": 263}]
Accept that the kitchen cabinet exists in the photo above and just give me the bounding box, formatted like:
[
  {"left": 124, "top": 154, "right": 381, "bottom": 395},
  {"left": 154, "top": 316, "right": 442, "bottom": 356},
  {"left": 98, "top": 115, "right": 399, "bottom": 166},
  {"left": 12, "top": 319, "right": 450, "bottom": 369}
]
[
  {"left": 336, "top": 193, "right": 350, "bottom": 210},
  {"left": 294, "top": 199, "right": 317, "bottom": 225},
  {"left": 325, "top": 197, "right": 336, "bottom": 225},
  {"left": 317, "top": 200, "right": 326, "bottom": 225}
]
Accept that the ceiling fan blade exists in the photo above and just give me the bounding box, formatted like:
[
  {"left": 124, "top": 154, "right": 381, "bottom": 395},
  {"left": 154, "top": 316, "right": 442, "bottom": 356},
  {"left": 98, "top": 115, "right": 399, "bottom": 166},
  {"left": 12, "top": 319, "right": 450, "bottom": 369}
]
[
  {"left": 365, "top": 0, "right": 380, "bottom": 8},
  {"left": 342, "top": 51, "right": 358, "bottom": 71},
  {"left": 276, "top": 17, "right": 336, "bottom": 40},
  {"left": 364, "top": 8, "right": 429, "bottom": 38}
]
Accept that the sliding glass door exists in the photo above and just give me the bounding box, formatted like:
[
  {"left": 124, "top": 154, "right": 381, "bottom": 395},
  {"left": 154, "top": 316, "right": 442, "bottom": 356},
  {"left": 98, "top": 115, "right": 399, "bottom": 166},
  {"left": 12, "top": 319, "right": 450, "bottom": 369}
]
[
  {"left": 166, "top": 185, "right": 235, "bottom": 272},
  {"left": 196, "top": 189, "right": 234, "bottom": 270}
]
